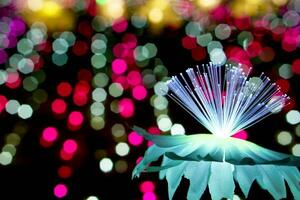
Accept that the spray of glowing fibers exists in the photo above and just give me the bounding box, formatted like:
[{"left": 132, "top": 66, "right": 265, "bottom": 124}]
[
  {"left": 132, "top": 63, "right": 300, "bottom": 200},
  {"left": 167, "top": 63, "right": 288, "bottom": 137}
]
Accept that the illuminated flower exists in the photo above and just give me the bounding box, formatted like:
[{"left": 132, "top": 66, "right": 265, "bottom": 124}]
[{"left": 133, "top": 63, "right": 300, "bottom": 200}]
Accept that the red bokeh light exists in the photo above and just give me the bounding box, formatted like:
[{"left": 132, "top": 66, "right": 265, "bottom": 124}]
[
  {"left": 292, "top": 59, "right": 300, "bottom": 75},
  {"left": 181, "top": 36, "right": 197, "bottom": 49},
  {"left": 132, "top": 85, "right": 147, "bottom": 100},
  {"left": 112, "top": 59, "right": 127, "bottom": 75},
  {"left": 128, "top": 131, "right": 144, "bottom": 146},
  {"left": 54, "top": 184, "right": 68, "bottom": 198},
  {"left": 112, "top": 18, "right": 128, "bottom": 33},
  {"left": 42, "top": 127, "right": 59, "bottom": 142},
  {"left": 63, "top": 139, "right": 78, "bottom": 154},
  {"left": 0, "top": 95, "right": 8, "bottom": 113},
  {"left": 57, "top": 82, "right": 72, "bottom": 97},
  {"left": 127, "top": 71, "right": 142, "bottom": 86},
  {"left": 140, "top": 181, "right": 155, "bottom": 193},
  {"left": 51, "top": 99, "right": 67, "bottom": 115},
  {"left": 67, "top": 111, "right": 84, "bottom": 130},
  {"left": 58, "top": 165, "right": 72, "bottom": 179},
  {"left": 118, "top": 98, "right": 135, "bottom": 118}
]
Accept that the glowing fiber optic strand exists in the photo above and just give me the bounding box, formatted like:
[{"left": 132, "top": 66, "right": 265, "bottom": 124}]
[{"left": 133, "top": 63, "right": 300, "bottom": 200}]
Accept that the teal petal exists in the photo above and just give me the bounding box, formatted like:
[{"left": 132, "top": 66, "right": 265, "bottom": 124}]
[
  {"left": 184, "top": 161, "right": 210, "bottom": 200},
  {"left": 256, "top": 165, "right": 286, "bottom": 199},
  {"left": 234, "top": 165, "right": 259, "bottom": 198},
  {"left": 208, "top": 162, "right": 235, "bottom": 200},
  {"left": 166, "top": 162, "right": 187, "bottom": 199},
  {"left": 279, "top": 166, "right": 300, "bottom": 200}
]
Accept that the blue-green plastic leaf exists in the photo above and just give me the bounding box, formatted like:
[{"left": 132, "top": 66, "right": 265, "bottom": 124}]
[
  {"left": 279, "top": 166, "right": 300, "bottom": 200},
  {"left": 184, "top": 161, "right": 210, "bottom": 200},
  {"left": 133, "top": 126, "right": 300, "bottom": 166},
  {"left": 234, "top": 165, "right": 259, "bottom": 198},
  {"left": 159, "top": 156, "right": 170, "bottom": 179},
  {"left": 132, "top": 126, "right": 300, "bottom": 200},
  {"left": 256, "top": 165, "right": 286, "bottom": 199},
  {"left": 208, "top": 162, "right": 235, "bottom": 200},
  {"left": 166, "top": 162, "right": 187, "bottom": 199}
]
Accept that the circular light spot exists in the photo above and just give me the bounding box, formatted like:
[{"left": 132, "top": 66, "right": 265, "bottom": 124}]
[
  {"left": 68, "top": 111, "right": 84, "bottom": 126},
  {"left": 54, "top": 184, "right": 68, "bottom": 198},
  {"left": 132, "top": 85, "right": 147, "bottom": 100},
  {"left": 92, "top": 88, "right": 107, "bottom": 102},
  {"left": 143, "top": 192, "right": 157, "bottom": 200},
  {"left": 18, "top": 58, "right": 34, "bottom": 74},
  {"left": 51, "top": 99, "right": 67, "bottom": 115},
  {"left": 170, "top": 124, "right": 185, "bottom": 135},
  {"left": 91, "top": 39, "right": 106, "bottom": 54},
  {"left": 17, "top": 104, "right": 33, "bottom": 119},
  {"left": 115, "top": 142, "right": 130, "bottom": 156},
  {"left": 6, "top": 100, "right": 20, "bottom": 115},
  {"left": 90, "top": 116, "right": 105, "bottom": 130},
  {"left": 210, "top": 49, "right": 226, "bottom": 64},
  {"left": 90, "top": 102, "right": 105, "bottom": 116},
  {"left": 86, "top": 196, "right": 99, "bottom": 200},
  {"left": 277, "top": 131, "right": 292, "bottom": 146},
  {"left": 286, "top": 110, "right": 300, "bottom": 125},
  {"left": 91, "top": 54, "right": 106, "bottom": 69},
  {"left": 53, "top": 38, "right": 69, "bottom": 54},
  {"left": 99, "top": 157, "right": 113, "bottom": 173},
  {"left": 112, "top": 59, "right": 127, "bottom": 74},
  {"left": 57, "top": 82, "right": 72, "bottom": 97},
  {"left": 140, "top": 181, "right": 155, "bottom": 193},
  {"left": 42, "top": 127, "right": 58, "bottom": 142},
  {"left": 115, "top": 159, "right": 128, "bottom": 173},
  {"left": 93, "top": 73, "right": 109, "bottom": 87},
  {"left": 154, "top": 82, "right": 168, "bottom": 96},
  {"left": 17, "top": 38, "right": 33, "bottom": 55},
  {"left": 118, "top": 98, "right": 134, "bottom": 118},
  {"left": 63, "top": 139, "right": 78, "bottom": 154},
  {"left": 292, "top": 144, "right": 300, "bottom": 156},
  {"left": 111, "top": 123, "right": 125, "bottom": 137},
  {"left": 157, "top": 115, "right": 172, "bottom": 132},
  {"left": 0, "top": 152, "right": 12, "bottom": 165},
  {"left": 215, "top": 24, "right": 231, "bottom": 40},
  {"left": 149, "top": 8, "right": 163, "bottom": 23},
  {"left": 109, "top": 83, "right": 123, "bottom": 97},
  {"left": 128, "top": 131, "right": 143, "bottom": 146}
]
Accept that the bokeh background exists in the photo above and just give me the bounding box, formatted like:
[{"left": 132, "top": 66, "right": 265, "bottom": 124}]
[{"left": 0, "top": 0, "right": 300, "bottom": 199}]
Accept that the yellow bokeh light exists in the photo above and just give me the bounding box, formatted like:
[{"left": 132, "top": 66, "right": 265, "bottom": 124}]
[
  {"left": 136, "top": 0, "right": 182, "bottom": 32},
  {"left": 19, "top": 0, "right": 75, "bottom": 32},
  {"left": 231, "top": 0, "right": 274, "bottom": 17},
  {"left": 272, "top": 0, "right": 288, "bottom": 6},
  {"left": 27, "top": 0, "right": 44, "bottom": 11},
  {"left": 41, "top": 1, "right": 62, "bottom": 17},
  {"left": 149, "top": 8, "right": 163, "bottom": 23},
  {"left": 197, "top": 0, "right": 222, "bottom": 10},
  {"left": 98, "top": 0, "right": 126, "bottom": 21}
]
